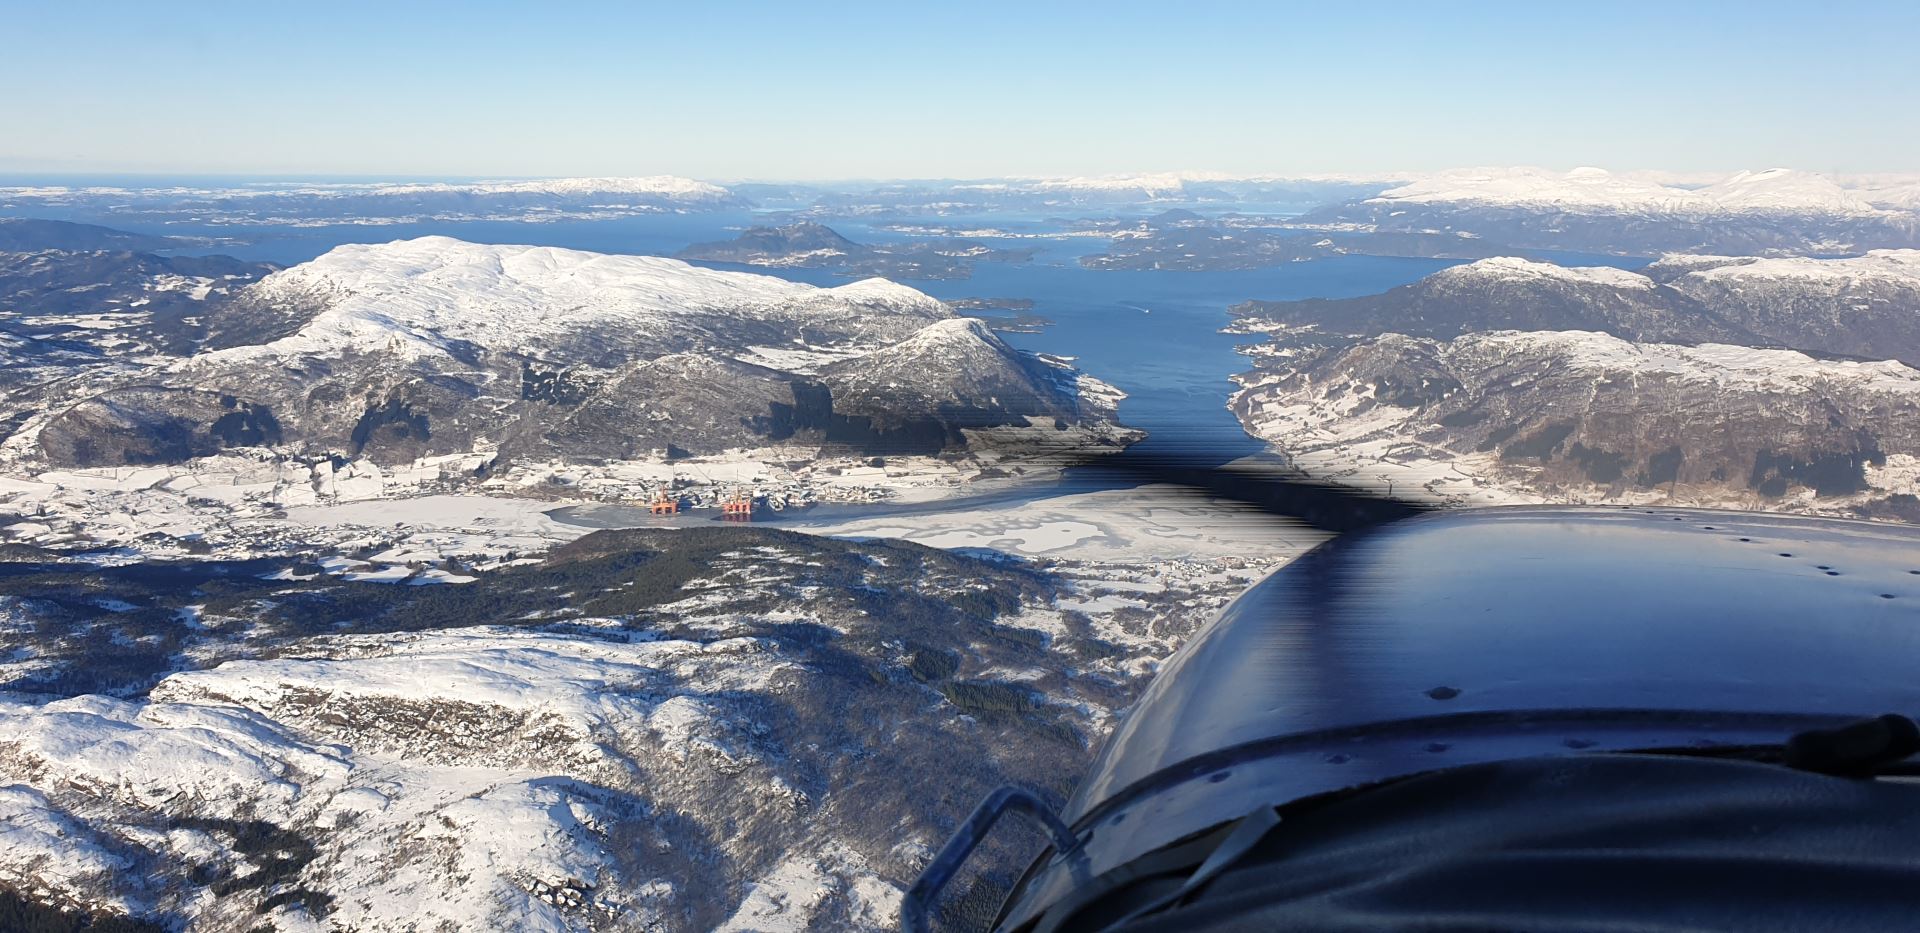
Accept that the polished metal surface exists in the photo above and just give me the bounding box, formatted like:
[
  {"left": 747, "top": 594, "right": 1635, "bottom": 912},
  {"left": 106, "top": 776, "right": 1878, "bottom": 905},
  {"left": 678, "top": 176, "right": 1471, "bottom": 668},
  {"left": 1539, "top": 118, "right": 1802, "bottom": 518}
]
[{"left": 1001, "top": 506, "right": 1920, "bottom": 929}]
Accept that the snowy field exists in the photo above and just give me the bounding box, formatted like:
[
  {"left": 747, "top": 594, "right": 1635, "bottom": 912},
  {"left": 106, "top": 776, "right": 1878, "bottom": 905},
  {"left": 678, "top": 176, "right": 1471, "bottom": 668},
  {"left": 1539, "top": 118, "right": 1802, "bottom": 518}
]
[{"left": 0, "top": 439, "right": 1130, "bottom": 576}]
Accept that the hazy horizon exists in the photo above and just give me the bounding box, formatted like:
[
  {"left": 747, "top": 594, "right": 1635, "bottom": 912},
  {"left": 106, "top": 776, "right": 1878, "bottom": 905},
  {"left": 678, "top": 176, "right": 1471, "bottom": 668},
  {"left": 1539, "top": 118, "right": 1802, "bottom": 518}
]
[{"left": 3, "top": 166, "right": 1917, "bottom": 187}]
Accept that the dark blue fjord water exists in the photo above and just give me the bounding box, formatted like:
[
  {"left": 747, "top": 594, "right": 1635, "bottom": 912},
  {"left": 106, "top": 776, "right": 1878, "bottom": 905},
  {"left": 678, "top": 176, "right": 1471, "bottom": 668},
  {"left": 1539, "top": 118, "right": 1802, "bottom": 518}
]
[
  {"left": 723, "top": 253, "right": 1463, "bottom": 524},
  {"left": 917, "top": 257, "right": 1456, "bottom": 466}
]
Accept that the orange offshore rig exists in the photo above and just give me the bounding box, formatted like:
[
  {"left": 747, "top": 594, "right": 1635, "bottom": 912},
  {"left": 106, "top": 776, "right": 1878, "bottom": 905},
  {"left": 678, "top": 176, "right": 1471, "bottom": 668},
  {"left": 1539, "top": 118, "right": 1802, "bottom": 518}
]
[
  {"left": 722, "top": 489, "right": 754, "bottom": 521},
  {"left": 649, "top": 490, "right": 679, "bottom": 515}
]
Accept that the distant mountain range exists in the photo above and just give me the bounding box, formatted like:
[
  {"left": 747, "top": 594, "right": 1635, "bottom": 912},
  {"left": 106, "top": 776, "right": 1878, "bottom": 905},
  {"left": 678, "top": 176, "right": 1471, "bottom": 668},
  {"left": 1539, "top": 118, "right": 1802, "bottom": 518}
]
[
  {"left": 1, "top": 175, "right": 739, "bottom": 207},
  {"left": 1293, "top": 167, "right": 1920, "bottom": 257},
  {"left": 301, "top": 175, "right": 745, "bottom": 214},
  {"left": 10, "top": 169, "right": 1917, "bottom": 249},
  {"left": 1373, "top": 167, "right": 1895, "bottom": 214},
  {"left": 1070, "top": 169, "right": 1920, "bottom": 270},
  {"left": 761, "top": 175, "right": 1398, "bottom": 220},
  {"left": 0, "top": 176, "right": 748, "bottom": 226}
]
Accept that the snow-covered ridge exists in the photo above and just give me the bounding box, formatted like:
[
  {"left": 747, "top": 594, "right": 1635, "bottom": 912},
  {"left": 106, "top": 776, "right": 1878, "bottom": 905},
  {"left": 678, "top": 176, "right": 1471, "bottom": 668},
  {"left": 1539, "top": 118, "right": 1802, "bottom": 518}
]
[
  {"left": 199, "top": 236, "right": 950, "bottom": 363},
  {"left": 1229, "top": 250, "right": 1920, "bottom": 362},
  {"left": 1375, "top": 166, "right": 1696, "bottom": 210},
  {"left": 862, "top": 316, "right": 1000, "bottom": 352},
  {"left": 1440, "top": 250, "right": 1920, "bottom": 292},
  {"left": 0, "top": 175, "right": 736, "bottom": 203},
  {"left": 1371, "top": 166, "right": 1895, "bottom": 216},
  {"left": 1683, "top": 248, "right": 1920, "bottom": 286},
  {"left": 1025, "top": 172, "right": 1239, "bottom": 196},
  {"left": 949, "top": 171, "right": 1409, "bottom": 198},
  {"left": 1230, "top": 324, "right": 1920, "bottom": 510},
  {"left": 824, "top": 318, "right": 1025, "bottom": 401},
  {"left": 1463, "top": 330, "right": 1920, "bottom": 391},
  {"left": 1849, "top": 178, "right": 1920, "bottom": 211},
  {"left": 1697, "top": 168, "right": 1876, "bottom": 214},
  {"left": 362, "top": 175, "right": 734, "bottom": 201},
  {"left": 1435, "top": 256, "right": 1655, "bottom": 289}
]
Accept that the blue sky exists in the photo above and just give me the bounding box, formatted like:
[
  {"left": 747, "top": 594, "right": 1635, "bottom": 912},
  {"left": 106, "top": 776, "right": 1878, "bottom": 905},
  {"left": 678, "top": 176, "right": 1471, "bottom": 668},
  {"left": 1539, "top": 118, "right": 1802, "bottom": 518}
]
[{"left": 4, "top": 0, "right": 1915, "bottom": 179}]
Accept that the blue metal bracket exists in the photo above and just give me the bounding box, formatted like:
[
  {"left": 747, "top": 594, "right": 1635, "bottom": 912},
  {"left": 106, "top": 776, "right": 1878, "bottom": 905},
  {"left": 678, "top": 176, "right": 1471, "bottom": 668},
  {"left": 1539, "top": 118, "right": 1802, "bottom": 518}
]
[{"left": 900, "top": 786, "right": 1080, "bottom": 932}]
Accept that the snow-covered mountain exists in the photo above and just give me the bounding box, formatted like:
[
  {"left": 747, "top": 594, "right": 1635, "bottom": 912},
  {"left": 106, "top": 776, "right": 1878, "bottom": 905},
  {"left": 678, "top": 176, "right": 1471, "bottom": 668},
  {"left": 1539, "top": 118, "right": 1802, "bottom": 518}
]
[
  {"left": 1693, "top": 168, "right": 1880, "bottom": 214},
  {"left": 198, "top": 236, "right": 950, "bottom": 361},
  {"left": 1023, "top": 172, "right": 1234, "bottom": 198},
  {"left": 1369, "top": 166, "right": 1884, "bottom": 216},
  {"left": 1851, "top": 179, "right": 1920, "bottom": 212},
  {"left": 1230, "top": 250, "right": 1920, "bottom": 511},
  {"left": 1233, "top": 329, "right": 1920, "bottom": 509},
  {"left": 1295, "top": 167, "right": 1920, "bottom": 256},
  {"left": 941, "top": 171, "right": 1402, "bottom": 202},
  {"left": 359, "top": 175, "right": 735, "bottom": 202},
  {"left": 1234, "top": 250, "right": 1920, "bottom": 365},
  {"left": 1650, "top": 249, "right": 1920, "bottom": 361},
  {"left": 823, "top": 318, "right": 1065, "bottom": 425},
  {"left": 1370, "top": 166, "right": 1705, "bottom": 212},
  {"left": 1232, "top": 255, "right": 1741, "bottom": 344},
  {"left": 7, "top": 237, "right": 1124, "bottom": 467}
]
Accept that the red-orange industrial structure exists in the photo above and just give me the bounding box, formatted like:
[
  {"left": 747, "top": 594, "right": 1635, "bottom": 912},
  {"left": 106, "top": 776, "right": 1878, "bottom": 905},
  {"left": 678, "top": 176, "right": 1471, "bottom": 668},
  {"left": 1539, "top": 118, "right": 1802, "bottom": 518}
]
[{"left": 722, "top": 489, "right": 754, "bottom": 521}]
